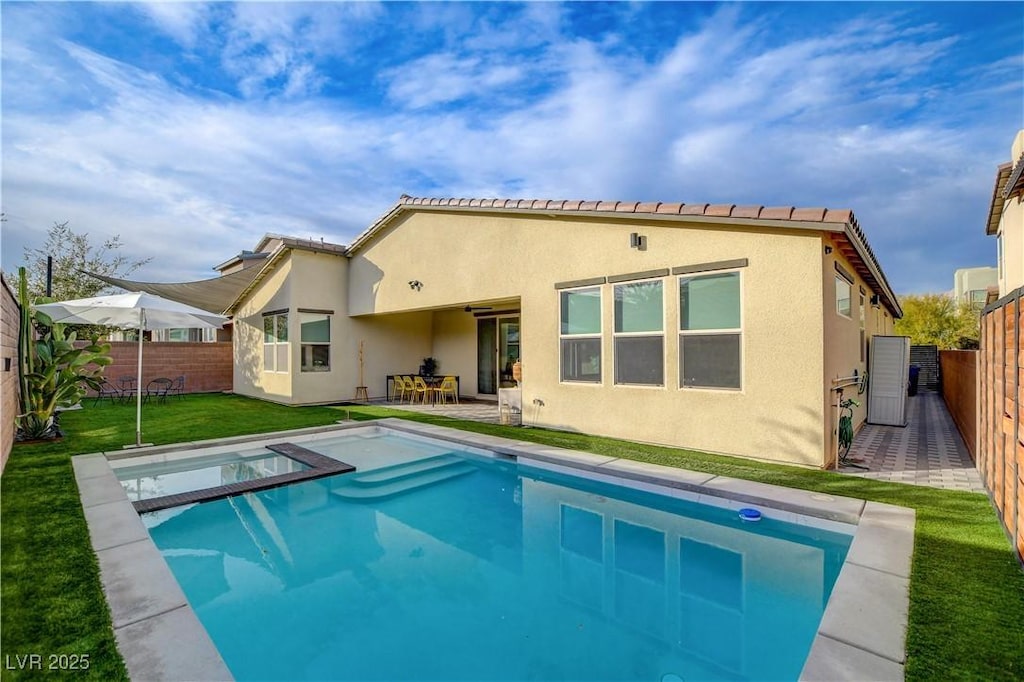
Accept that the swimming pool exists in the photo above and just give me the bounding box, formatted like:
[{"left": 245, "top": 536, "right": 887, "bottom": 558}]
[{"left": 139, "top": 429, "right": 850, "bottom": 681}]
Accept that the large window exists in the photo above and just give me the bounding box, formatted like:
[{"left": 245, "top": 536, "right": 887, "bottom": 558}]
[
  {"left": 263, "top": 312, "right": 288, "bottom": 373},
  {"left": 560, "top": 287, "right": 602, "bottom": 382},
  {"left": 614, "top": 280, "right": 664, "bottom": 386},
  {"left": 836, "top": 276, "right": 852, "bottom": 318},
  {"left": 300, "top": 313, "right": 331, "bottom": 372},
  {"left": 679, "top": 271, "right": 741, "bottom": 389}
]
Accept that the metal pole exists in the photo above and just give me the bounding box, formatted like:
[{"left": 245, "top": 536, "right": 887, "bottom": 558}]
[
  {"left": 45, "top": 256, "right": 52, "bottom": 297},
  {"left": 136, "top": 308, "right": 144, "bottom": 447}
]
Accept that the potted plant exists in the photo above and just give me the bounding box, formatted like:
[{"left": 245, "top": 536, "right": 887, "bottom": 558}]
[{"left": 421, "top": 357, "right": 438, "bottom": 376}]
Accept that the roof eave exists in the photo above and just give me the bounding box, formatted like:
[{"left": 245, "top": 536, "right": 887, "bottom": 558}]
[
  {"left": 987, "top": 163, "right": 1013, "bottom": 236},
  {"left": 223, "top": 245, "right": 291, "bottom": 316},
  {"left": 344, "top": 202, "right": 851, "bottom": 256}
]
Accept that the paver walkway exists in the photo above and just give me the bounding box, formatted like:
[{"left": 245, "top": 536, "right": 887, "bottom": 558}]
[{"left": 842, "top": 391, "right": 985, "bottom": 493}]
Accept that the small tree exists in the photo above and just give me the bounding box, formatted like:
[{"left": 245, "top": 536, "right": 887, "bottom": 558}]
[
  {"left": 894, "top": 293, "right": 980, "bottom": 350},
  {"left": 22, "top": 221, "right": 151, "bottom": 301}
]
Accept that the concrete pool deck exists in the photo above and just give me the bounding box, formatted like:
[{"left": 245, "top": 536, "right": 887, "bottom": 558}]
[{"left": 74, "top": 418, "right": 914, "bottom": 681}]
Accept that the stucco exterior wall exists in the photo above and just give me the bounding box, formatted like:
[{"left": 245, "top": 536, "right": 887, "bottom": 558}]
[
  {"left": 431, "top": 309, "right": 480, "bottom": 396},
  {"left": 821, "top": 235, "right": 896, "bottom": 466},
  {"left": 233, "top": 250, "right": 433, "bottom": 404},
  {"left": 234, "top": 256, "right": 294, "bottom": 401},
  {"left": 350, "top": 211, "right": 829, "bottom": 466},
  {"left": 997, "top": 131, "right": 1024, "bottom": 296}
]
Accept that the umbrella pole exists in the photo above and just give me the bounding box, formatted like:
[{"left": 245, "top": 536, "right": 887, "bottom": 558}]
[{"left": 136, "top": 309, "right": 144, "bottom": 447}]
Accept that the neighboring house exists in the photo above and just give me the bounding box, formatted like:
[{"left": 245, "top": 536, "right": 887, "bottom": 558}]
[
  {"left": 953, "top": 266, "right": 998, "bottom": 310},
  {"left": 986, "top": 129, "right": 1024, "bottom": 297},
  {"left": 218, "top": 196, "right": 900, "bottom": 469}
]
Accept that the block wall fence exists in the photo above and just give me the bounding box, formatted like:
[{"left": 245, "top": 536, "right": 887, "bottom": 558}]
[
  {"left": 1, "top": 275, "right": 20, "bottom": 472},
  {"left": 93, "top": 341, "right": 233, "bottom": 395}
]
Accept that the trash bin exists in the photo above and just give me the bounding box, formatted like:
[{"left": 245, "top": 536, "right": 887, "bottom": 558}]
[{"left": 908, "top": 365, "right": 920, "bottom": 396}]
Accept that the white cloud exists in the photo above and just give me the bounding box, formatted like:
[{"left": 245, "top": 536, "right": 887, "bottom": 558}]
[
  {"left": 384, "top": 53, "right": 525, "bottom": 109},
  {"left": 137, "top": 2, "right": 214, "bottom": 49},
  {"left": 1, "top": 3, "right": 1019, "bottom": 295}
]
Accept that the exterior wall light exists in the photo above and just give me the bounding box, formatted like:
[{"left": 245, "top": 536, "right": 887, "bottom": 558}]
[
  {"left": 825, "top": 245, "right": 833, "bottom": 254},
  {"left": 408, "top": 280, "right": 423, "bottom": 291}
]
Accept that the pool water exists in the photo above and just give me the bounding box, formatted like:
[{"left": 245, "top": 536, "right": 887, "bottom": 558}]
[
  {"left": 115, "top": 450, "right": 308, "bottom": 502},
  {"left": 144, "top": 439, "right": 850, "bottom": 681}
]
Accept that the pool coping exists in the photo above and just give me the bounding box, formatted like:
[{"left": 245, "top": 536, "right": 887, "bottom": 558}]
[{"left": 73, "top": 418, "right": 914, "bottom": 681}]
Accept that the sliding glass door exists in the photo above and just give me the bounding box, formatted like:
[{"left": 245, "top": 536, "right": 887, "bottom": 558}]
[{"left": 477, "top": 316, "right": 520, "bottom": 395}]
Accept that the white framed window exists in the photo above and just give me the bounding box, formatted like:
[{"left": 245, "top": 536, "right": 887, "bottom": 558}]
[
  {"left": 300, "top": 313, "right": 331, "bottom": 372},
  {"left": 998, "top": 234, "right": 1004, "bottom": 280},
  {"left": 263, "top": 312, "right": 288, "bottom": 373},
  {"left": 679, "top": 271, "right": 742, "bottom": 389},
  {"left": 614, "top": 280, "right": 664, "bottom": 386},
  {"left": 836, "top": 276, "right": 852, "bottom": 318},
  {"left": 559, "top": 287, "right": 602, "bottom": 383}
]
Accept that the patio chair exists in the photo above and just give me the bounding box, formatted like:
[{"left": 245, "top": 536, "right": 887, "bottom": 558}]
[
  {"left": 391, "top": 376, "right": 407, "bottom": 402},
  {"left": 397, "top": 375, "right": 415, "bottom": 403},
  {"left": 117, "top": 375, "right": 137, "bottom": 403},
  {"left": 92, "top": 379, "right": 122, "bottom": 406},
  {"left": 411, "top": 376, "right": 431, "bottom": 404},
  {"left": 144, "top": 378, "right": 174, "bottom": 404},
  {"left": 169, "top": 375, "right": 186, "bottom": 400},
  {"left": 433, "top": 376, "right": 459, "bottom": 405}
]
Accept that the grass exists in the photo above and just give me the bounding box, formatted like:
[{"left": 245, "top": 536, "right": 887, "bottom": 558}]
[
  {"left": 1, "top": 394, "right": 344, "bottom": 681},
  {"left": 2, "top": 395, "right": 1022, "bottom": 681}
]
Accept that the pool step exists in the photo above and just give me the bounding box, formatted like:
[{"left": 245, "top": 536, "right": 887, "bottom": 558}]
[
  {"left": 348, "top": 454, "right": 465, "bottom": 486},
  {"left": 332, "top": 456, "right": 476, "bottom": 500}
]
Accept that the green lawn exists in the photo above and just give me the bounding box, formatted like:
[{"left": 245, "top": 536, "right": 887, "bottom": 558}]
[{"left": 2, "top": 395, "right": 1022, "bottom": 681}]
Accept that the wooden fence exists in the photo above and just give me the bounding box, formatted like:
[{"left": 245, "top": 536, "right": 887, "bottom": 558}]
[
  {"left": 939, "top": 350, "right": 978, "bottom": 461},
  {"left": 979, "top": 287, "right": 1024, "bottom": 562}
]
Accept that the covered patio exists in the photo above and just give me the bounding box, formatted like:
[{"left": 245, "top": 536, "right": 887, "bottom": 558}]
[{"left": 378, "top": 398, "right": 503, "bottom": 424}]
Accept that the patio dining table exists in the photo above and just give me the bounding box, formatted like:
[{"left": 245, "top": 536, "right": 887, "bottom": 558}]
[{"left": 386, "top": 374, "right": 460, "bottom": 403}]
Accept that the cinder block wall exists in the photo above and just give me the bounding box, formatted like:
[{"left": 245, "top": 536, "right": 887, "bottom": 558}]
[
  {"left": 1, "top": 275, "right": 20, "bottom": 473},
  {"left": 93, "top": 342, "right": 233, "bottom": 394}
]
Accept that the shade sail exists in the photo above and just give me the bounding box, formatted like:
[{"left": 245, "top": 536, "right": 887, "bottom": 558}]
[{"left": 83, "top": 267, "right": 262, "bottom": 314}]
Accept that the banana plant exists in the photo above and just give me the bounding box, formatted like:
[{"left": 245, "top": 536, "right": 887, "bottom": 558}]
[{"left": 15, "top": 267, "right": 112, "bottom": 441}]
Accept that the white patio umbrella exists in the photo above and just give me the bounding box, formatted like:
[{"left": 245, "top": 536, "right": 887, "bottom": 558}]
[{"left": 34, "top": 292, "right": 227, "bottom": 447}]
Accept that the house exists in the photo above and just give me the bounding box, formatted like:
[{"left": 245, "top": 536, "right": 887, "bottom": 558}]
[
  {"left": 219, "top": 196, "right": 899, "bottom": 469},
  {"left": 953, "top": 266, "right": 998, "bottom": 311},
  {"left": 986, "top": 129, "right": 1024, "bottom": 297}
]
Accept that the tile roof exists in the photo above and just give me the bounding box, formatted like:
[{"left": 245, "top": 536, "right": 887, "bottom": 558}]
[
  {"left": 349, "top": 194, "right": 901, "bottom": 317},
  {"left": 1001, "top": 153, "right": 1024, "bottom": 199},
  {"left": 393, "top": 194, "right": 860, "bottom": 225}
]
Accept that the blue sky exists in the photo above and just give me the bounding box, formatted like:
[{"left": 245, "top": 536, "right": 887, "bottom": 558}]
[{"left": 2, "top": 2, "right": 1021, "bottom": 294}]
